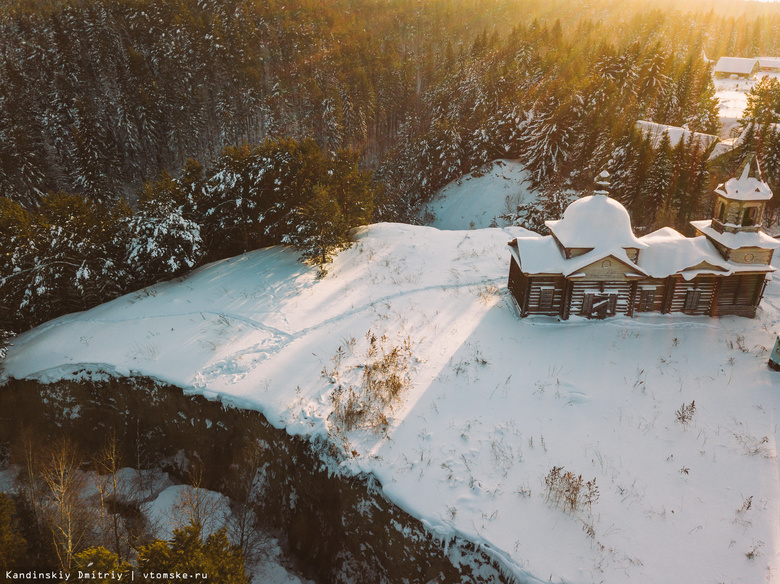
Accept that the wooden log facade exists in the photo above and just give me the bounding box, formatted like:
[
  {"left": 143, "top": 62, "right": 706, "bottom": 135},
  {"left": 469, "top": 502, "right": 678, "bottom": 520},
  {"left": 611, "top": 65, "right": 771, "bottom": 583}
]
[{"left": 510, "top": 263, "right": 770, "bottom": 320}]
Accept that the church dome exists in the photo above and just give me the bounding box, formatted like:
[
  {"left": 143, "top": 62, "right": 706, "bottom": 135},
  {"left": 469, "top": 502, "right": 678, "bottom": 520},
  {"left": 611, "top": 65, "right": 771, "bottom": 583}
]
[{"left": 545, "top": 194, "right": 646, "bottom": 249}]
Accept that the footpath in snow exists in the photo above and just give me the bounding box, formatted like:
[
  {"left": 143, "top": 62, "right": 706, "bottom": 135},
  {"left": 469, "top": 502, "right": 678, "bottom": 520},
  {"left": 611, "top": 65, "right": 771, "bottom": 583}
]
[{"left": 4, "top": 214, "right": 780, "bottom": 583}]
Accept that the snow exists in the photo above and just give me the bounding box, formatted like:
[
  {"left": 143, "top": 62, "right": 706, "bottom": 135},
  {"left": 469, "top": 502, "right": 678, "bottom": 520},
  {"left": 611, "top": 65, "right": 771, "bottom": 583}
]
[
  {"left": 5, "top": 204, "right": 780, "bottom": 584},
  {"left": 509, "top": 235, "right": 645, "bottom": 279},
  {"left": 715, "top": 174, "right": 774, "bottom": 202},
  {"left": 691, "top": 220, "right": 780, "bottom": 251},
  {"left": 638, "top": 228, "right": 771, "bottom": 279},
  {"left": 423, "top": 160, "right": 536, "bottom": 230},
  {"left": 759, "top": 58, "right": 780, "bottom": 70},
  {"left": 508, "top": 234, "right": 568, "bottom": 274},
  {"left": 143, "top": 484, "right": 312, "bottom": 584},
  {"left": 545, "top": 193, "right": 646, "bottom": 250},
  {"left": 144, "top": 484, "right": 231, "bottom": 541}
]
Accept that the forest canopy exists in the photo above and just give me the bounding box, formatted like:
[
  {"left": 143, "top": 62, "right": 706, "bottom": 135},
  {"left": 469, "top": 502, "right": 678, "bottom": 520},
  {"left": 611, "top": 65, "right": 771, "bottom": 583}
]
[{"left": 2, "top": 0, "right": 780, "bottom": 334}]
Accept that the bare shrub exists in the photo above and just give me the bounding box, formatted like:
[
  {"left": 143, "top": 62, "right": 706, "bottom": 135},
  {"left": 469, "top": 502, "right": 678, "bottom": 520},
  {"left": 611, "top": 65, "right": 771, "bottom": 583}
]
[
  {"left": 675, "top": 401, "right": 696, "bottom": 427},
  {"left": 543, "top": 466, "right": 599, "bottom": 515},
  {"left": 329, "top": 330, "right": 413, "bottom": 435}
]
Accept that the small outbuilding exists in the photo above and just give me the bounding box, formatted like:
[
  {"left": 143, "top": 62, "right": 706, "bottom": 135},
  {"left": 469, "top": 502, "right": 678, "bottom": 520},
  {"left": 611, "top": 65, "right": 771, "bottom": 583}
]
[
  {"left": 713, "top": 57, "right": 760, "bottom": 78},
  {"left": 507, "top": 165, "right": 778, "bottom": 319},
  {"left": 758, "top": 57, "right": 780, "bottom": 72}
]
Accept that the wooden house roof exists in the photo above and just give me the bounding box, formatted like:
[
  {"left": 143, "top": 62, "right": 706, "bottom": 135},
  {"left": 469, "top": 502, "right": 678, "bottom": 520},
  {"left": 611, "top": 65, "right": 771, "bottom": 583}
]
[
  {"left": 636, "top": 121, "right": 719, "bottom": 150},
  {"left": 714, "top": 57, "right": 759, "bottom": 75}
]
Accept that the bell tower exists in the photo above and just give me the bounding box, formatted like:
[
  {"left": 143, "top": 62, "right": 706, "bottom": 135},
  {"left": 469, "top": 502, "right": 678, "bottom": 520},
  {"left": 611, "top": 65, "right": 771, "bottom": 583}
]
[
  {"left": 691, "top": 159, "right": 779, "bottom": 265},
  {"left": 710, "top": 159, "right": 772, "bottom": 236}
]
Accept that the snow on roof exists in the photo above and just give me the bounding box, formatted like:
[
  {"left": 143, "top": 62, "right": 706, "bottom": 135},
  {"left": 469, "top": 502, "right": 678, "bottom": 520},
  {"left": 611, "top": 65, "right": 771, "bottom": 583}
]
[
  {"left": 714, "top": 57, "right": 759, "bottom": 75},
  {"left": 511, "top": 225, "right": 775, "bottom": 280},
  {"left": 714, "top": 164, "right": 773, "bottom": 201},
  {"left": 508, "top": 234, "right": 567, "bottom": 275},
  {"left": 509, "top": 234, "right": 648, "bottom": 278},
  {"left": 729, "top": 124, "right": 780, "bottom": 152},
  {"left": 638, "top": 228, "right": 738, "bottom": 279},
  {"left": 545, "top": 194, "right": 647, "bottom": 250},
  {"left": 636, "top": 120, "right": 719, "bottom": 149},
  {"left": 691, "top": 220, "right": 780, "bottom": 250},
  {"left": 758, "top": 57, "right": 780, "bottom": 69},
  {"left": 563, "top": 247, "right": 647, "bottom": 278}
]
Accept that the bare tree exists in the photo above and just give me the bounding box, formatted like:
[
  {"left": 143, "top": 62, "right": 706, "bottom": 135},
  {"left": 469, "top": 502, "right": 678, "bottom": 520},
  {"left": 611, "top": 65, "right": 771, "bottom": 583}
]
[
  {"left": 93, "top": 431, "right": 128, "bottom": 560},
  {"left": 40, "top": 439, "right": 92, "bottom": 570},
  {"left": 168, "top": 462, "right": 228, "bottom": 538},
  {"left": 224, "top": 440, "right": 273, "bottom": 564}
]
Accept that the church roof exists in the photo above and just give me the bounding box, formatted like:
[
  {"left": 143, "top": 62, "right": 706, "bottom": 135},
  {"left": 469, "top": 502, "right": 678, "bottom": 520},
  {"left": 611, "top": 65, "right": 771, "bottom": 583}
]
[
  {"left": 508, "top": 234, "right": 647, "bottom": 277},
  {"left": 545, "top": 194, "right": 646, "bottom": 250},
  {"left": 638, "top": 228, "right": 772, "bottom": 279}
]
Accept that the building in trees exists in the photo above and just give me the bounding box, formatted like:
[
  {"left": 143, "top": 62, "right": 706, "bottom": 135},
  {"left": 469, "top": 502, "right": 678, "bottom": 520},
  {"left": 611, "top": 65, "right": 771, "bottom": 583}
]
[
  {"left": 713, "top": 57, "right": 760, "bottom": 79},
  {"left": 636, "top": 121, "right": 719, "bottom": 150},
  {"left": 758, "top": 58, "right": 780, "bottom": 72},
  {"left": 507, "top": 167, "right": 777, "bottom": 319}
]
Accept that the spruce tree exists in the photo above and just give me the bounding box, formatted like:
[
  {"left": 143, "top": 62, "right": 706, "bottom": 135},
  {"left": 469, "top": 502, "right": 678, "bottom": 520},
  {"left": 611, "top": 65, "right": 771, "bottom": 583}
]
[{"left": 137, "top": 522, "right": 249, "bottom": 584}]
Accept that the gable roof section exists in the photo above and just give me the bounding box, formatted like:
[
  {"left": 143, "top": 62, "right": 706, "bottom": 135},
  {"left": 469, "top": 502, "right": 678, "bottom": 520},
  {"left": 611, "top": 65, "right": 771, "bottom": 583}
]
[
  {"left": 508, "top": 234, "right": 566, "bottom": 275},
  {"left": 509, "top": 236, "right": 648, "bottom": 278},
  {"left": 714, "top": 57, "right": 759, "bottom": 75},
  {"left": 636, "top": 121, "right": 719, "bottom": 150},
  {"left": 562, "top": 249, "right": 647, "bottom": 279}
]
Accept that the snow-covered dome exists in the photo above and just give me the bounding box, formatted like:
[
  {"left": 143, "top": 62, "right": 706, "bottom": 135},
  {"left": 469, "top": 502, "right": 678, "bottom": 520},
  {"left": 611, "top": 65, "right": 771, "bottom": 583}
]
[{"left": 545, "top": 194, "right": 646, "bottom": 249}]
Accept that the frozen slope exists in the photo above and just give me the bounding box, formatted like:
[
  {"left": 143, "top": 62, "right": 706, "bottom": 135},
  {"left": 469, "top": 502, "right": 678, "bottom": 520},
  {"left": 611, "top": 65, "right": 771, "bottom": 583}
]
[
  {"left": 423, "top": 159, "right": 536, "bottom": 230},
  {"left": 4, "top": 223, "right": 780, "bottom": 584}
]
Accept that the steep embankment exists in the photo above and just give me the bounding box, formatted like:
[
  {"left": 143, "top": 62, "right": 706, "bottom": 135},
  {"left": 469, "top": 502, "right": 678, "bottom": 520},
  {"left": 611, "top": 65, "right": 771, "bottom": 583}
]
[
  {"left": 0, "top": 376, "right": 514, "bottom": 583},
  {"left": 4, "top": 218, "right": 780, "bottom": 584}
]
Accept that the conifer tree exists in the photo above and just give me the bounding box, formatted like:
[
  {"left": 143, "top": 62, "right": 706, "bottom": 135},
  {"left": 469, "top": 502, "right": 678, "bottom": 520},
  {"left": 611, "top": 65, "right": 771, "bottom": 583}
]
[
  {"left": 73, "top": 547, "right": 132, "bottom": 582},
  {"left": 137, "top": 522, "right": 249, "bottom": 584},
  {"left": 641, "top": 132, "right": 673, "bottom": 228},
  {"left": 0, "top": 493, "right": 28, "bottom": 568}
]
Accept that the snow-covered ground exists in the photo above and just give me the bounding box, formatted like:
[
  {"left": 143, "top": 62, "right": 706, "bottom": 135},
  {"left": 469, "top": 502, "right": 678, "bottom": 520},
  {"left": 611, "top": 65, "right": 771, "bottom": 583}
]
[
  {"left": 4, "top": 191, "right": 780, "bottom": 583},
  {"left": 714, "top": 71, "right": 780, "bottom": 138},
  {"left": 422, "top": 159, "right": 536, "bottom": 230}
]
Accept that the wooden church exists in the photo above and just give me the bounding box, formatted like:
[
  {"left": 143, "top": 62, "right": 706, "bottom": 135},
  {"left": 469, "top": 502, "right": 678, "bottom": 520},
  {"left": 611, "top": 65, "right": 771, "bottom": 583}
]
[{"left": 507, "top": 164, "right": 779, "bottom": 319}]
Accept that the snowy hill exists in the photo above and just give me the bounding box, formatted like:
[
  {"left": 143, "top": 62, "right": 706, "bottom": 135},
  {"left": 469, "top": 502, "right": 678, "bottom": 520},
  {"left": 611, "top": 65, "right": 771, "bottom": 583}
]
[
  {"left": 422, "top": 160, "right": 536, "bottom": 230},
  {"left": 4, "top": 221, "right": 780, "bottom": 584}
]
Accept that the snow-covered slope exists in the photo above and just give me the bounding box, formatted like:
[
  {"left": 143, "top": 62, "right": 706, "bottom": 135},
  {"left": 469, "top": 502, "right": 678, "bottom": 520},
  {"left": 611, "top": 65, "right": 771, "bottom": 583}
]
[
  {"left": 422, "top": 160, "right": 535, "bottom": 230},
  {"left": 4, "top": 222, "right": 780, "bottom": 584}
]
